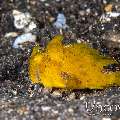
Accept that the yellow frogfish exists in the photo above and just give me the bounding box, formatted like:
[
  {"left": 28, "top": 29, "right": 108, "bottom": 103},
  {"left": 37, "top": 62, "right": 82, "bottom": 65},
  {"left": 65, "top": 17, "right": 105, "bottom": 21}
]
[{"left": 29, "top": 35, "right": 120, "bottom": 89}]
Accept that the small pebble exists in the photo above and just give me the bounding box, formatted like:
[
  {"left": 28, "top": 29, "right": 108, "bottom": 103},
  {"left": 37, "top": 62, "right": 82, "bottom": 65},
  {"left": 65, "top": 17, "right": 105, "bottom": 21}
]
[
  {"left": 17, "top": 106, "right": 29, "bottom": 115},
  {"left": 102, "top": 117, "right": 111, "bottom": 120},
  {"left": 68, "top": 108, "right": 74, "bottom": 113},
  {"left": 52, "top": 109, "right": 59, "bottom": 114},
  {"left": 24, "top": 21, "right": 37, "bottom": 33},
  {"left": 52, "top": 90, "right": 62, "bottom": 97},
  {"left": 13, "top": 10, "right": 31, "bottom": 29},
  {"left": 12, "top": 10, "right": 37, "bottom": 32},
  {"left": 100, "top": 12, "right": 120, "bottom": 23},
  {"left": 40, "top": 0, "right": 46, "bottom": 2},
  {"left": 67, "top": 93, "right": 76, "bottom": 100},
  {"left": 4, "top": 32, "right": 18, "bottom": 38},
  {"left": 13, "top": 33, "right": 36, "bottom": 49},
  {"left": 53, "top": 13, "right": 68, "bottom": 29},
  {"left": 104, "top": 4, "right": 113, "bottom": 12},
  {"left": 80, "top": 96, "right": 85, "bottom": 100},
  {"left": 41, "top": 106, "right": 51, "bottom": 111}
]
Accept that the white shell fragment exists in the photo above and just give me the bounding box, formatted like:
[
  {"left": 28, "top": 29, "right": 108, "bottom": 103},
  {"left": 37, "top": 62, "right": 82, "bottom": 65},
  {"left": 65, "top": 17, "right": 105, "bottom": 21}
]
[
  {"left": 53, "top": 13, "right": 68, "bottom": 29},
  {"left": 13, "top": 10, "right": 31, "bottom": 29},
  {"left": 107, "top": 12, "right": 120, "bottom": 17},
  {"left": 100, "top": 12, "right": 120, "bottom": 23},
  {"left": 102, "top": 118, "right": 111, "bottom": 120},
  {"left": 24, "top": 21, "right": 37, "bottom": 33},
  {"left": 4, "top": 32, "right": 18, "bottom": 38},
  {"left": 12, "top": 10, "right": 37, "bottom": 32},
  {"left": 13, "top": 33, "right": 36, "bottom": 48}
]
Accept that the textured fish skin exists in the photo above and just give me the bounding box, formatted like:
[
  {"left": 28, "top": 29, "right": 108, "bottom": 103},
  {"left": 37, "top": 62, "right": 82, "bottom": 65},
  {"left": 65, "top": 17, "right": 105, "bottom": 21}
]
[{"left": 29, "top": 35, "right": 120, "bottom": 89}]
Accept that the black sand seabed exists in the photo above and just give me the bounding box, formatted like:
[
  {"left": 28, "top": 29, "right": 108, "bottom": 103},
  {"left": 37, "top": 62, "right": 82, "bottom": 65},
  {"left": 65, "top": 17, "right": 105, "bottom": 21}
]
[{"left": 0, "top": 0, "right": 120, "bottom": 120}]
